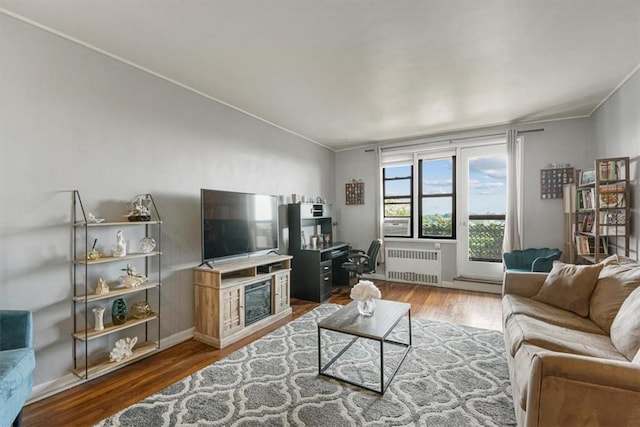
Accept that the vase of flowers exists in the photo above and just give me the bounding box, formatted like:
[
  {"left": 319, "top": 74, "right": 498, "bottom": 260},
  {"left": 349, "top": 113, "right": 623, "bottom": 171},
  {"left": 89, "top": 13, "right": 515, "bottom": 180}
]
[{"left": 350, "top": 280, "right": 381, "bottom": 317}]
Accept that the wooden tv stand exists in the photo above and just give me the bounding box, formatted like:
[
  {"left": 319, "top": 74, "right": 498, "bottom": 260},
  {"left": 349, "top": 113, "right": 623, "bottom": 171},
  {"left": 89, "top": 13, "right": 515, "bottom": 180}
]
[{"left": 193, "top": 254, "right": 292, "bottom": 348}]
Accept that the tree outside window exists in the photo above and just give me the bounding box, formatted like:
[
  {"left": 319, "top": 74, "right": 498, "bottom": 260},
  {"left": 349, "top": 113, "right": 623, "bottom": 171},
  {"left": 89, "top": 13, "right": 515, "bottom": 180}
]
[
  {"left": 419, "top": 157, "right": 455, "bottom": 239},
  {"left": 383, "top": 165, "right": 412, "bottom": 237}
]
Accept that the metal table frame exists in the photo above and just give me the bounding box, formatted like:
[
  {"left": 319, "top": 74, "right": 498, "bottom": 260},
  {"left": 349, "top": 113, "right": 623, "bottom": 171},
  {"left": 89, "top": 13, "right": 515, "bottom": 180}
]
[{"left": 317, "top": 300, "right": 412, "bottom": 394}]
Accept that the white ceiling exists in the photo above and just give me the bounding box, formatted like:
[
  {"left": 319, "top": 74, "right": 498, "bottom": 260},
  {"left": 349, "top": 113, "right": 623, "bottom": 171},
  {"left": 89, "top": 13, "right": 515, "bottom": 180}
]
[{"left": 2, "top": 1, "right": 639, "bottom": 150}]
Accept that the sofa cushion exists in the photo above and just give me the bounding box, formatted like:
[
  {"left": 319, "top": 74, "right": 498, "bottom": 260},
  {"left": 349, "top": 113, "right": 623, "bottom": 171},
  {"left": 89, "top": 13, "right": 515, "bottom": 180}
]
[
  {"left": 0, "top": 348, "right": 36, "bottom": 400},
  {"left": 610, "top": 287, "right": 640, "bottom": 360},
  {"left": 590, "top": 263, "right": 640, "bottom": 333},
  {"left": 503, "top": 294, "right": 606, "bottom": 335},
  {"left": 600, "top": 254, "right": 638, "bottom": 266},
  {"left": 504, "top": 313, "right": 626, "bottom": 360},
  {"left": 531, "top": 261, "right": 602, "bottom": 317}
]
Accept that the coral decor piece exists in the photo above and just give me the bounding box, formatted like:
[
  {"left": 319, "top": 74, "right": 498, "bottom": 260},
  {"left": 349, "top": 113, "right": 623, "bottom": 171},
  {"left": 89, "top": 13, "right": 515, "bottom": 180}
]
[
  {"left": 350, "top": 280, "right": 381, "bottom": 316},
  {"left": 126, "top": 195, "right": 152, "bottom": 221},
  {"left": 109, "top": 336, "right": 138, "bottom": 363}
]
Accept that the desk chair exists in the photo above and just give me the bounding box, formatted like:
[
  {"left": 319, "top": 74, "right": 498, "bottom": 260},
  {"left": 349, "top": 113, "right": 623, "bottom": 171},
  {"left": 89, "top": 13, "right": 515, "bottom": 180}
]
[{"left": 342, "top": 239, "right": 382, "bottom": 282}]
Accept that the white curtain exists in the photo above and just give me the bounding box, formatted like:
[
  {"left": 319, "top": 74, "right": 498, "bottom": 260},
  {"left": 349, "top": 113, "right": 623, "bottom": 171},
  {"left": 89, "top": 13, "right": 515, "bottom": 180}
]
[
  {"left": 375, "top": 147, "right": 384, "bottom": 262},
  {"left": 503, "top": 129, "right": 522, "bottom": 252}
]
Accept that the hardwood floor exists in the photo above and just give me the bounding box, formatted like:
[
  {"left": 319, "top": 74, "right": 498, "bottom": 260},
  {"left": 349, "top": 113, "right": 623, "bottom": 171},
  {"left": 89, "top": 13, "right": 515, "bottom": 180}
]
[{"left": 23, "top": 281, "right": 502, "bottom": 427}]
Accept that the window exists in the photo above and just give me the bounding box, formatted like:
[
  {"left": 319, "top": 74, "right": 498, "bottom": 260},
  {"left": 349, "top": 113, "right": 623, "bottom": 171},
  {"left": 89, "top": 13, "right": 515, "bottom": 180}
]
[
  {"left": 383, "top": 165, "right": 413, "bottom": 237},
  {"left": 419, "top": 156, "right": 456, "bottom": 239}
]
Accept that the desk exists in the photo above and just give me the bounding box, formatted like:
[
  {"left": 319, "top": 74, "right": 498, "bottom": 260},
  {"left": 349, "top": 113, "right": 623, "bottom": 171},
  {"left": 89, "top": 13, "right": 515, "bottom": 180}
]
[{"left": 290, "top": 242, "right": 350, "bottom": 302}]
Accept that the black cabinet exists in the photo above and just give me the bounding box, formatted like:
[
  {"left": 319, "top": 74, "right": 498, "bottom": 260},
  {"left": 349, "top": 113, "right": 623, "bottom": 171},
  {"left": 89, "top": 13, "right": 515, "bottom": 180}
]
[{"left": 288, "top": 204, "right": 350, "bottom": 302}]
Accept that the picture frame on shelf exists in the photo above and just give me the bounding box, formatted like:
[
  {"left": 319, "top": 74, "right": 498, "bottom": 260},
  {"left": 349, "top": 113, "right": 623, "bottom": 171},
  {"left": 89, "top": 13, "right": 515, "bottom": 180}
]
[{"left": 579, "top": 169, "right": 596, "bottom": 186}]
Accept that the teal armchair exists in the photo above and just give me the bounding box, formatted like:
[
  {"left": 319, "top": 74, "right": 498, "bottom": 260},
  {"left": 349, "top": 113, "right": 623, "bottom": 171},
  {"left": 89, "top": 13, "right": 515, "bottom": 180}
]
[
  {"left": 502, "top": 248, "right": 562, "bottom": 273},
  {"left": 0, "top": 310, "right": 35, "bottom": 427}
]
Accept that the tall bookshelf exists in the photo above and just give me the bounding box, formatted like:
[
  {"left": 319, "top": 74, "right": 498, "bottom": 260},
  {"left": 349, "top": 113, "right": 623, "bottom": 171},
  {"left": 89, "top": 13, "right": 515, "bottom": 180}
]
[
  {"left": 563, "top": 183, "right": 577, "bottom": 264},
  {"left": 574, "top": 157, "right": 630, "bottom": 264}
]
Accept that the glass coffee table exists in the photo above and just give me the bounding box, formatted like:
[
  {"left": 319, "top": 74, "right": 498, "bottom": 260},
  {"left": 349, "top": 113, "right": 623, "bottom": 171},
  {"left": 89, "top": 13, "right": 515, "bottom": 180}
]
[{"left": 317, "top": 299, "right": 412, "bottom": 394}]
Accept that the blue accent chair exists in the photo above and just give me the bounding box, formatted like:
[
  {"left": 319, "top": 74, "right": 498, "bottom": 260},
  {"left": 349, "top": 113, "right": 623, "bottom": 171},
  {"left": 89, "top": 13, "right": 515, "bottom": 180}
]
[
  {"left": 502, "top": 248, "right": 562, "bottom": 273},
  {"left": 0, "top": 310, "right": 35, "bottom": 427}
]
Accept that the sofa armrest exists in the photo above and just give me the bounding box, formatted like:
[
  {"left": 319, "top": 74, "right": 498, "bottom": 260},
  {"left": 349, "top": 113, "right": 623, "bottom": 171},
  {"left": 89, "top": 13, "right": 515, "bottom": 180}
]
[
  {"left": 526, "top": 351, "right": 640, "bottom": 426},
  {"left": 502, "top": 271, "right": 547, "bottom": 298},
  {"left": 0, "top": 310, "right": 33, "bottom": 350}
]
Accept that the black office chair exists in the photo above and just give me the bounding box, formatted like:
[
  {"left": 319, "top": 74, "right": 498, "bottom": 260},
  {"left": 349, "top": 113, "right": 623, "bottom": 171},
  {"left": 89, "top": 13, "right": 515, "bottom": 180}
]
[{"left": 342, "top": 239, "right": 382, "bottom": 282}]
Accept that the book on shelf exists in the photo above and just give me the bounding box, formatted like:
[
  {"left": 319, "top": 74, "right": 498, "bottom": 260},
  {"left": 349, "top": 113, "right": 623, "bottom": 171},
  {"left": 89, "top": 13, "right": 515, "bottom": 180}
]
[
  {"left": 575, "top": 235, "right": 608, "bottom": 256},
  {"left": 579, "top": 188, "right": 594, "bottom": 209},
  {"left": 599, "top": 210, "right": 626, "bottom": 225},
  {"left": 597, "top": 211, "right": 626, "bottom": 236},
  {"left": 599, "top": 192, "right": 625, "bottom": 208},
  {"left": 575, "top": 235, "right": 590, "bottom": 256},
  {"left": 599, "top": 225, "right": 627, "bottom": 236},
  {"left": 599, "top": 183, "right": 625, "bottom": 193},
  {"left": 581, "top": 214, "right": 594, "bottom": 233},
  {"left": 598, "top": 159, "right": 627, "bottom": 182}
]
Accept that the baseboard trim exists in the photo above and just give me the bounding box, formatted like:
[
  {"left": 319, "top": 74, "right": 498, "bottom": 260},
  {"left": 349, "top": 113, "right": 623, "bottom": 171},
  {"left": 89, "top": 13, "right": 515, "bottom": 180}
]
[
  {"left": 442, "top": 279, "right": 502, "bottom": 294},
  {"left": 28, "top": 327, "right": 195, "bottom": 404}
]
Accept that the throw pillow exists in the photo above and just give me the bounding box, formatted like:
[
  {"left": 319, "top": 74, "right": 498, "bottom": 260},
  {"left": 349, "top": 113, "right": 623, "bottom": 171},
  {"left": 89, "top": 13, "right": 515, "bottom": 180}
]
[
  {"left": 600, "top": 254, "right": 638, "bottom": 266},
  {"left": 590, "top": 263, "right": 640, "bottom": 332},
  {"left": 611, "top": 286, "right": 640, "bottom": 360},
  {"left": 532, "top": 261, "right": 603, "bottom": 317}
]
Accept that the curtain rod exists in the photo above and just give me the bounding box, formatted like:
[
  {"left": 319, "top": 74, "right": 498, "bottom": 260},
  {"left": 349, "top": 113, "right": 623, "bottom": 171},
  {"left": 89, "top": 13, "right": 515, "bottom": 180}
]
[{"left": 380, "top": 128, "right": 544, "bottom": 151}]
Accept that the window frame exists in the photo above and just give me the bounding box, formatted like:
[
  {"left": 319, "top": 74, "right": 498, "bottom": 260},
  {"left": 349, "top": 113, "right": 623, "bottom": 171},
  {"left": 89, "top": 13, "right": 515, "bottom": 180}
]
[
  {"left": 418, "top": 155, "right": 457, "bottom": 240},
  {"left": 382, "top": 164, "right": 414, "bottom": 238}
]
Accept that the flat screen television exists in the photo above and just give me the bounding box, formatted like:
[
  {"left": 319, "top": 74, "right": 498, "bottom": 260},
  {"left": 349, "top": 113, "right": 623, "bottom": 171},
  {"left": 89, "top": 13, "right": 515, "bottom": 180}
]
[{"left": 201, "top": 189, "right": 279, "bottom": 264}]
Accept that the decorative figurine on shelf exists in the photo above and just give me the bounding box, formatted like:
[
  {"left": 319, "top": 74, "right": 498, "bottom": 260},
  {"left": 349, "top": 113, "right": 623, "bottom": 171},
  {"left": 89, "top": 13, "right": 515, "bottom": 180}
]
[
  {"left": 112, "top": 230, "right": 127, "bottom": 257},
  {"left": 121, "top": 263, "right": 147, "bottom": 288},
  {"left": 109, "top": 336, "right": 138, "bottom": 362},
  {"left": 131, "top": 301, "right": 151, "bottom": 319},
  {"left": 126, "top": 194, "right": 152, "bottom": 222},
  {"left": 112, "top": 298, "right": 128, "bottom": 325},
  {"left": 87, "top": 238, "right": 101, "bottom": 260},
  {"left": 86, "top": 212, "right": 105, "bottom": 224},
  {"left": 138, "top": 237, "right": 156, "bottom": 254},
  {"left": 93, "top": 307, "right": 105, "bottom": 331},
  {"left": 94, "top": 277, "right": 110, "bottom": 295},
  {"left": 350, "top": 280, "right": 381, "bottom": 317}
]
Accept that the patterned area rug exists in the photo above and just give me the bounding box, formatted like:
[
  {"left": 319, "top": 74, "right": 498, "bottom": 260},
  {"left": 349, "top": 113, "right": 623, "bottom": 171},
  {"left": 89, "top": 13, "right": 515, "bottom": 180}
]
[{"left": 97, "top": 304, "right": 516, "bottom": 426}]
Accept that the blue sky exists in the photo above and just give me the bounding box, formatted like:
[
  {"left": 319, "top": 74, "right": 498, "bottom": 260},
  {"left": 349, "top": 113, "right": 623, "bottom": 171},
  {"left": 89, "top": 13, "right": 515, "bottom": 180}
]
[{"left": 385, "top": 155, "right": 507, "bottom": 215}]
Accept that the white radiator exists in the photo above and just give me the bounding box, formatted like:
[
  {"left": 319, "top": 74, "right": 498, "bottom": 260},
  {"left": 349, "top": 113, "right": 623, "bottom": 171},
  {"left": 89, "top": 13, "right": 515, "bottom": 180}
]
[{"left": 385, "top": 248, "right": 442, "bottom": 285}]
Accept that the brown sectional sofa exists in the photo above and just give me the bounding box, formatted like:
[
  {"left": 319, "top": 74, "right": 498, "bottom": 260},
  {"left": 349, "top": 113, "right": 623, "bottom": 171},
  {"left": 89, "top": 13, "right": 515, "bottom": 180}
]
[{"left": 502, "top": 255, "right": 640, "bottom": 426}]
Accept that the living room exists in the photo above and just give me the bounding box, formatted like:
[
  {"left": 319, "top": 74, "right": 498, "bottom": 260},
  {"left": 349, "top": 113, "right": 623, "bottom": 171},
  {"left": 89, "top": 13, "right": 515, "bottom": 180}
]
[{"left": 1, "top": 2, "right": 639, "bottom": 426}]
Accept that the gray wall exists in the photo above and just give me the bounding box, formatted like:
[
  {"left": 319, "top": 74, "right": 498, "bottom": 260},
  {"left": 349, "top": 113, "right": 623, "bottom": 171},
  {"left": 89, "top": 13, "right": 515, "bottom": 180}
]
[
  {"left": 590, "top": 68, "right": 640, "bottom": 259},
  {"left": 0, "top": 15, "right": 334, "bottom": 387},
  {"left": 334, "top": 119, "right": 594, "bottom": 282}
]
